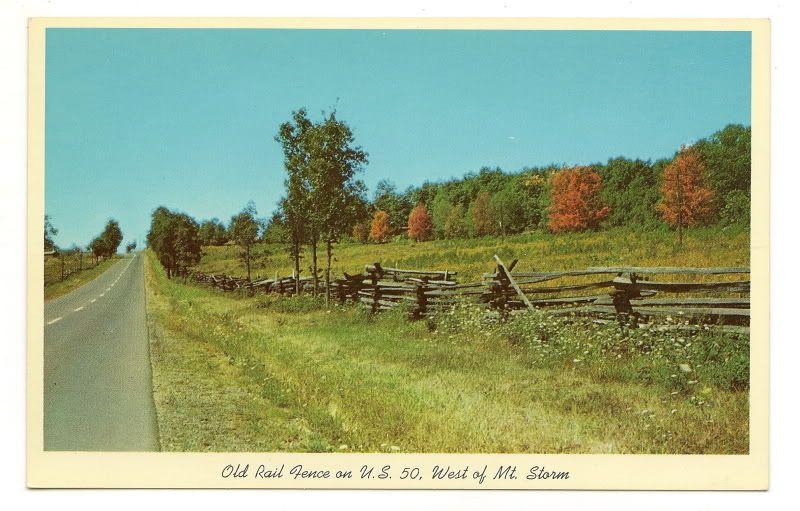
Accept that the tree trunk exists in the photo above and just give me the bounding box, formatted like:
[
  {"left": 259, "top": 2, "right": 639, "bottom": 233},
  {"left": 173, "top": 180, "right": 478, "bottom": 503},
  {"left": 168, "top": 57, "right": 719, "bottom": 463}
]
[
  {"left": 311, "top": 236, "right": 318, "bottom": 296},
  {"left": 245, "top": 245, "right": 251, "bottom": 281},
  {"left": 325, "top": 239, "right": 332, "bottom": 308},
  {"left": 293, "top": 239, "right": 301, "bottom": 295}
]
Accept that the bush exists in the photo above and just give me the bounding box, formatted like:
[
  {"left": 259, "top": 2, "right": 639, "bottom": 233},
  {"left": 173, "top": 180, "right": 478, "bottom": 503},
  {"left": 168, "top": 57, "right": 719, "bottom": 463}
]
[
  {"left": 427, "top": 305, "right": 749, "bottom": 391},
  {"left": 719, "top": 190, "right": 750, "bottom": 226}
]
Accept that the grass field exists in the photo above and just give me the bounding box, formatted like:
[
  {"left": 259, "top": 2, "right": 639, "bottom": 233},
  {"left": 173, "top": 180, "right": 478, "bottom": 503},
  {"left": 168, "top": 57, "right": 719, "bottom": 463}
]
[
  {"left": 144, "top": 226, "right": 749, "bottom": 453},
  {"left": 44, "top": 255, "right": 121, "bottom": 301},
  {"left": 196, "top": 226, "right": 750, "bottom": 283}
]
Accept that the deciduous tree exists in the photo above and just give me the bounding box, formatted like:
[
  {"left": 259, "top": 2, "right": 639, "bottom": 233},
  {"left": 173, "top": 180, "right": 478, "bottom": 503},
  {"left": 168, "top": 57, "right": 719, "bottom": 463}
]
[
  {"left": 373, "top": 180, "right": 412, "bottom": 232},
  {"left": 657, "top": 146, "right": 715, "bottom": 246},
  {"left": 470, "top": 191, "right": 493, "bottom": 237},
  {"left": 370, "top": 210, "right": 391, "bottom": 243},
  {"left": 44, "top": 215, "right": 58, "bottom": 252},
  {"left": 229, "top": 201, "right": 262, "bottom": 281},
  {"left": 407, "top": 203, "right": 433, "bottom": 242},
  {"left": 276, "top": 108, "right": 368, "bottom": 301},
  {"left": 548, "top": 166, "right": 610, "bottom": 232},
  {"left": 444, "top": 204, "right": 467, "bottom": 239},
  {"left": 430, "top": 188, "right": 452, "bottom": 239},
  {"left": 198, "top": 218, "right": 228, "bottom": 246},
  {"left": 352, "top": 221, "right": 369, "bottom": 243},
  {"left": 147, "top": 207, "right": 201, "bottom": 278}
]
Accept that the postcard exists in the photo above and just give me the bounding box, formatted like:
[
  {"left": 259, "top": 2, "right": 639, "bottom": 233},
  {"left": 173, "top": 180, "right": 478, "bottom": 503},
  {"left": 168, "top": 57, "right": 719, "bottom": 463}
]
[{"left": 27, "top": 17, "right": 769, "bottom": 489}]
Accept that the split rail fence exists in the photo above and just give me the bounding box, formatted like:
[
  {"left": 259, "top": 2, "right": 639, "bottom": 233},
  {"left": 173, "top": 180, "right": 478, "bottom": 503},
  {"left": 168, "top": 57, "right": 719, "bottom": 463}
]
[{"left": 186, "top": 255, "right": 750, "bottom": 331}]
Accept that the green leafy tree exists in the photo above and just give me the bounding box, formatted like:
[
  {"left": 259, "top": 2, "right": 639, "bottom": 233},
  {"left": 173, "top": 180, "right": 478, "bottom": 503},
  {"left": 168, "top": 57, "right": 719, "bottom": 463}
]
[
  {"left": 444, "top": 204, "right": 468, "bottom": 239},
  {"left": 518, "top": 169, "right": 551, "bottom": 230},
  {"left": 99, "top": 219, "right": 123, "bottom": 256},
  {"left": 430, "top": 188, "right": 453, "bottom": 239},
  {"left": 695, "top": 125, "right": 751, "bottom": 198},
  {"left": 719, "top": 189, "right": 750, "bottom": 226},
  {"left": 694, "top": 124, "right": 751, "bottom": 224},
  {"left": 44, "top": 215, "right": 58, "bottom": 252},
  {"left": 490, "top": 180, "right": 527, "bottom": 236},
  {"left": 373, "top": 180, "right": 412, "bottom": 234},
  {"left": 147, "top": 207, "right": 201, "bottom": 278},
  {"left": 198, "top": 218, "right": 228, "bottom": 246},
  {"left": 172, "top": 215, "right": 202, "bottom": 276},
  {"left": 276, "top": 108, "right": 368, "bottom": 302},
  {"left": 229, "top": 201, "right": 262, "bottom": 281},
  {"left": 262, "top": 212, "right": 288, "bottom": 244},
  {"left": 597, "top": 158, "right": 661, "bottom": 228},
  {"left": 89, "top": 236, "right": 105, "bottom": 265}
]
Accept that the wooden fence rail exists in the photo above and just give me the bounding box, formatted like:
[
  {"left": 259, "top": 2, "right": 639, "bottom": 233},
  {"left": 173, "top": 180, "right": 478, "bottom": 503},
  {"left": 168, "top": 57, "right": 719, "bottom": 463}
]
[{"left": 185, "top": 255, "right": 750, "bottom": 331}]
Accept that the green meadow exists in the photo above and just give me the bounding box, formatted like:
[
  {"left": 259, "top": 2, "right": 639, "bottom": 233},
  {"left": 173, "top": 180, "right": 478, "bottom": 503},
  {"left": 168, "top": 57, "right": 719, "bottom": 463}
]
[
  {"left": 144, "top": 226, "right": 749, "bottom": 453},
  {"left": 195, "top": 225, "right": 749, "bottom": 283}
]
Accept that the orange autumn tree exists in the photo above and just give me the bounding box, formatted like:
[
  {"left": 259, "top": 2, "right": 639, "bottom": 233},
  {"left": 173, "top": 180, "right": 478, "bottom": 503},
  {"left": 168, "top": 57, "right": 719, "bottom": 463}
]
[
  {"left": 548, "top": 166, "right": 610, "bottom": 232},
  {"left": 369, "top": 210, "right": 391, "bottom": 243},
  {"left": 407, "top": 203, "right": 433, "bottom": 242},
  {"left": 657, "top": 145, "right": 715, "bottom": 246}
]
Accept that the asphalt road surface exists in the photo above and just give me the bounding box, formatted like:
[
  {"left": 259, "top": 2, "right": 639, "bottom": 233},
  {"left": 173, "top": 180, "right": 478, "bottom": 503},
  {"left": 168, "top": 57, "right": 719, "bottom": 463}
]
[{"left": 43, "top": 253, "right": 159, "bottom": 451}]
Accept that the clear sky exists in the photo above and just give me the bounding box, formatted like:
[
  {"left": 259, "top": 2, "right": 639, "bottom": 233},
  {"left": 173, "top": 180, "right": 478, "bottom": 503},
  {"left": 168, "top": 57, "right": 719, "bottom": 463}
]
[{"left": 44, "top": 28, "right": 751, "bottom": 248}]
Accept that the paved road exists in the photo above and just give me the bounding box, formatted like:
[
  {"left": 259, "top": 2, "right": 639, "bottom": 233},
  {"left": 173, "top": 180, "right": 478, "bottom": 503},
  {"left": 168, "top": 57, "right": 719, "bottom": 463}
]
[{"left": 43, "top": 253, "right": 159, "bottom": 451}]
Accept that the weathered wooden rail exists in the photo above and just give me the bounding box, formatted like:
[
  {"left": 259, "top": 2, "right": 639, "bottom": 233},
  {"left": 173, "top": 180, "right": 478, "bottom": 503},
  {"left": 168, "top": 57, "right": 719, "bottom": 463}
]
[
  {"left": 483, "top": 256, "right": 750, "bottom": 328},
  {"left": 185, "top": 256, "right": 750, "bottom": 331}
]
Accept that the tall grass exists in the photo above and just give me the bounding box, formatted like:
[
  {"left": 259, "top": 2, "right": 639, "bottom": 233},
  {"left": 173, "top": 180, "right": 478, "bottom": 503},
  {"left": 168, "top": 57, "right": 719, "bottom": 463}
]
[
  {"left": 44, "top": 255, "right": 121, "bottom": 301},
  {"left": 145, "top": 244, "right": 749, "bottom": 454},
  {"left": 197, "top": 226, "right": 749, "bottom": 282}
]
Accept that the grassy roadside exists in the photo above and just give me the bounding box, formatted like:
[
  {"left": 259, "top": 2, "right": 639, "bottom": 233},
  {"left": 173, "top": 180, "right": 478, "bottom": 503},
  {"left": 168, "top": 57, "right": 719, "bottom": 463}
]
[
  {"left": 44, "top": 256, "right": 121, "bottom": 301},
  {"left": 144, "top": 249, "right": 748, "bottom": 454}
]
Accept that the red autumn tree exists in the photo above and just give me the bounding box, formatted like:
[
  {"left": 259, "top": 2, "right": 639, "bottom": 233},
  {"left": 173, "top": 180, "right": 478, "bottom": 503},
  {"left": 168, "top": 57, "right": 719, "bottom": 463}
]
[
  {"left": 657, "top": 146, "right": 715, "bottom": 245},
  {"left": 548, "top": 166, "right": 610, "bottom": 232},
  {"left": 407, "top": 203, "right": 433, "bottom": 242},
  {"left": 369, "top": 210, "right": 391, "bottom": 243},
  {"left": 471, "top": 191, "right": 494, "bottom": 236}
]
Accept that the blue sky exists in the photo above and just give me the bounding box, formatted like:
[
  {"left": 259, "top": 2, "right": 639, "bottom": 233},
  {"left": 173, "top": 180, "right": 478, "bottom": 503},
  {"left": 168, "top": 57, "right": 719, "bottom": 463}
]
[{"left": 44, "top": 28, "right": 751, "bottom": 248}]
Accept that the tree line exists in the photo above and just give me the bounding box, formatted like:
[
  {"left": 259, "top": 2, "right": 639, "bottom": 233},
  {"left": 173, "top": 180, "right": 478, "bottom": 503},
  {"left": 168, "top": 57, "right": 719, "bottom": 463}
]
[
  {"left": 346, "top": 123, "right": 750, "bottom": 243},
  {"left": 146, "top": 113, "right": 749, "bottom": 293},
  {"left": 147, "top": 201, "right": 265, "bottom": 280},
  {"left": 44, "top": 216, "right": 125, "bottom": 264}
]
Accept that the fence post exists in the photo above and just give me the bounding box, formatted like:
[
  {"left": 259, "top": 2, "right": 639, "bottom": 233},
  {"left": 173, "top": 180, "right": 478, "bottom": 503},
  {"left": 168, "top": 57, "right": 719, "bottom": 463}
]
[
  {"left": 611, "top": 272, "right": 638, "bottom": 327},
  {"left": 350, "top": 277, "right": 361, "bottom": 304},
  {"left": 414, "top": 277, "right": 429, "bottom": 319},
  {"left": 498, "top": 265, "right": 509, "bottom": 319},
  {"left": 336, "top": 278, "right": 348, "bottom": 305},
  {"left": 371, "top": 262, "right": 382, "bottom": 313},
  {"left": 60, "top": 253, "right": 65, "bottom": 281}
]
